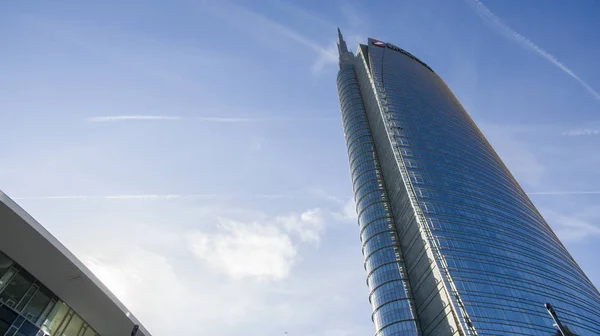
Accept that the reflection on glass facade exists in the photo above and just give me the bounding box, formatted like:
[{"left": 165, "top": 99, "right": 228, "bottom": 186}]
[
  {"left": 336, "top": 31, "right": 600, "bottom": 335},
  {"left": 338, "top": 30, "right": 420, "bottom": 334},
  {"left": 0, "top": 250, "right": 99, "bottom": 336}
]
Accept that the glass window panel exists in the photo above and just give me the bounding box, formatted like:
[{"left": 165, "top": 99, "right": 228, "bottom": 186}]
[
  {"left": 14, "top": 320, "right": 40, "bottom": 336},
  {"left": 22, "top": 286, "right": 53, "bottom": 323},
  {"left": 0, "top": 304, "right": 18, "bottom": 335},
  {"left": 55, "top": 312, "right": 73, "bottom": 336},
  {"left": 61, "top": 314, "right": 83, "bottom": 336},
  {"left": 16, "top": 285, "right": 39, "bottom": 312},
  {"left": 0, "top": 268, "right": 17, "bottom": 293},
  {"left": 0, "top": 270, "right": 35, "bottom": 309},
  {"left": 76, "top": 326, "right": 87, "bottom": 336},
  {"left": 41, "top": 302, "right": 69, "bottom": 335},
  {"left": 0, "top": 251, "right": 13, "bottom": 279},
  {"left": 82, "top": 328, "right": 96, "bottom": 336},
  {"left": 36, "top": 300, "right": 56, "bottom": 326}
]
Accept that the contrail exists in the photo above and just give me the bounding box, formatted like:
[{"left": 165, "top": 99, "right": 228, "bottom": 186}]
[
  {"left": 13, "top": 194, "right": 293, "bottom": 201},
  {"left": 88, "top": 116, "right": 337, "bottom": 123},
  {"left": 562, "top": 129, "right": 600, "bottom": 136},
  {"left": 527, "top": 191, "right": 600, "bottom": 196},
  {"left": 88, "top": 116, "right": 183, "bottom": 122},
  {"left": 88, "top": 116, "right": 255, "bottom": 123},
  {"left": 193, "top": 117, "right": 338, "bottom": 122},
  {"left": 465, "top": 0, "right": 600, "bottom": 100},
  {"left": 194, "top": 117, "right": 253, "bottom": 122}
]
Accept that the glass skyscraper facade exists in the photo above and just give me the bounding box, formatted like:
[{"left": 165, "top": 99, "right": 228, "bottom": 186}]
[{"left": 336, "top": 30, "right": 600, "bottom": 336}]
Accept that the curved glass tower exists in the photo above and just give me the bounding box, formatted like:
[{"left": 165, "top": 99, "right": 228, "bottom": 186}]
[{"left": 336, "top": 30, "right": 600, "bottom": 336}]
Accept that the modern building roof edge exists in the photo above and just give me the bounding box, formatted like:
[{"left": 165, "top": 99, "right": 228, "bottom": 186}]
[{"left": 0, "top": 190, "right": 152, "bottom": 336}]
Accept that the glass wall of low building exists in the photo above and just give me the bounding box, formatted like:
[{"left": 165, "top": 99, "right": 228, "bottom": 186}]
[{"left": 0, "top": 250, "right": 99, "bottom": 336}]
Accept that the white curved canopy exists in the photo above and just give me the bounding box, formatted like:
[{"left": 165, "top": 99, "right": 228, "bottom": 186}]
[{"left": 0, "top": 191, "right": 150, "bottom": 336}]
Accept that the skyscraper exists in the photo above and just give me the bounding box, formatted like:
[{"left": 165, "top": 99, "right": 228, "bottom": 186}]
[{"left": 336, "top": 30, "right": 600, "bottom": 336}]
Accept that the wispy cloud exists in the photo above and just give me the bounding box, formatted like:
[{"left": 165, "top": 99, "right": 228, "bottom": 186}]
[
  {"left": 88, "top": 116, "right": 183, "bottom": 122},
  {"left": 202, "top": 1, "right": 337, "bottom": 74},
  {"left": 465, "top": 0, "right": 600, "bottom": 100},
  {"left": 340, "top": 2, "right": 367, "bottom": 31},
  {"left": 528, "top": 191, "right": 600, "bottom": 196},
  {"left": 269, "top": 0, "right": 336, "bottom": 31},
  {"left": 543, "top": 210, "right": 600, "bottom": 242},
  {"left": 562, "top": 129, "right": 600, "bottom": 136},
  {"left": 304, "top": 188, "right": 357, "bottom": 222},
  {"left": 305, "top": 187, "right": 346, "bottom": 205},
  {"left": 481, "top": 123, "right": 546, "bottom": 188}
]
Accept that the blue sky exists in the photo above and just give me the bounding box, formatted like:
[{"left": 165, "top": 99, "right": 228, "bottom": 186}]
[{"left": 1, "top": 0, "right": 600, "bottom": 335}]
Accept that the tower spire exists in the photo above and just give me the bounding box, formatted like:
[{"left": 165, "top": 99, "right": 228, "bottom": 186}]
[
  {"left": 337, "top": 27, "right": 349, "bottom": 56},
  {"left": 337, "top": 28, "right": 353, "bottom": 68}
]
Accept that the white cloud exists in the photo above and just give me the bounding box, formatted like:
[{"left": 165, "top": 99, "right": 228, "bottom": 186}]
[
  {"left": 277, "top": 209, "right": 326, "bottom": 244},
  {"left": 44, "top": 199, "right": 371, "bottom": 336},
  {"left": 85, "top": 257, "right": 130, "bottom": 300},
  {"left": 341, "top": 198, "right": 358, "bottom": 221},
  {"left": 464, "top": 0, "right": 600, "bottom": 101},
  {"left": 186, "top": 208, "right": 328, "bottom": 282},
  {"left": 85, "top": 246, "right": 186, "bottom": 313},
  {"left": 81, "top": 238, "right": 266, "bottom": 335},
  {"left": 188, "top": 220, "right": 297, "bottom": 281}
]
